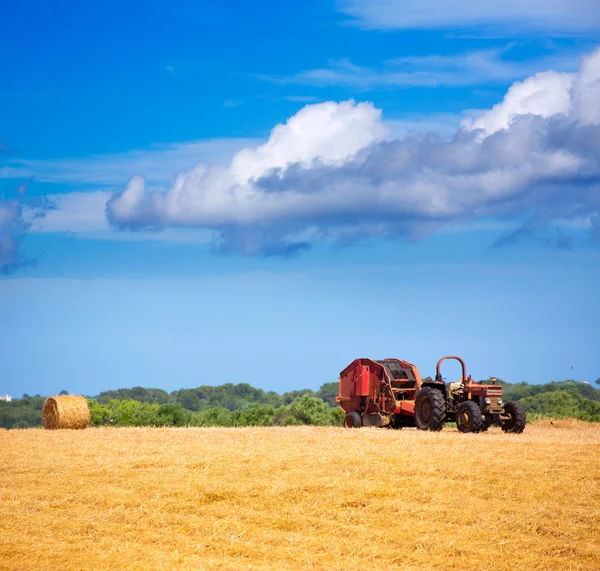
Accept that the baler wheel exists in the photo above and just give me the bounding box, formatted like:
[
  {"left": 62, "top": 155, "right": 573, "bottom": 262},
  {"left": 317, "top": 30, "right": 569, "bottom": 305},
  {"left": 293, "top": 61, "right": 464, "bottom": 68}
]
[
  {"left": 501, "top": 401, "right": 526, "bottom": 433},
  {"left": 414, "top": 388, "right": 446, "bottom": 431},
  {"left": 344, "top": 411, "right": 362, "bottom": 429},
  {"left": 456, "top": 401, "right": 483, "bottom": 433}
]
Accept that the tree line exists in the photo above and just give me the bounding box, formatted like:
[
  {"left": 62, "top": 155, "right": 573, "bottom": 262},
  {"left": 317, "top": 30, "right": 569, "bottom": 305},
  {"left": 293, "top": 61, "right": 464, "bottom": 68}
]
[{"left": 1, "top": 379, "right": 599, "bottom": 429}]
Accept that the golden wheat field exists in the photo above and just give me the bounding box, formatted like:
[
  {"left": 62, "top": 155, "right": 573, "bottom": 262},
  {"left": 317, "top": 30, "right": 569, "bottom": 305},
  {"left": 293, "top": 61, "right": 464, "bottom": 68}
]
[{"left": 1, "top": 421, "right": 599, "bottom": 571}]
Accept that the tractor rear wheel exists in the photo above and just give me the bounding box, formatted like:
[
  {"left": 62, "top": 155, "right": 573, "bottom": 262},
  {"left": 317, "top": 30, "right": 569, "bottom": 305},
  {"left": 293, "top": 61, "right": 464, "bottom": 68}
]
[
  {"left": 414, "top": 388, "right": 446, "bottom": 431},
  {"left": 456, "top": 401, "right": 483, "bottom": 433},
  {"left": 344, "top": 411, "right": 362, "bottom": 429},
  {"left": 501, "top": 401, "right": 526, "bottom": 433}
]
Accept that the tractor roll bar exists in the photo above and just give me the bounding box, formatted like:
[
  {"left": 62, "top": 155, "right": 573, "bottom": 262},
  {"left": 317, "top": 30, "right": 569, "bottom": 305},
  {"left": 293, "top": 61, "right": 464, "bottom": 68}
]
[{"left": 435, "top": 356, "right": 467, "bottom": 382}]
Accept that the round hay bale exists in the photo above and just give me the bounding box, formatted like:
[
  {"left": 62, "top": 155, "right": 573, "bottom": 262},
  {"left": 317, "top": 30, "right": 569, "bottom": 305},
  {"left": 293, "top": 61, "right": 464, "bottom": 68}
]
[{"left": 42, "top": 395, "right": 90, "bottom": 430}]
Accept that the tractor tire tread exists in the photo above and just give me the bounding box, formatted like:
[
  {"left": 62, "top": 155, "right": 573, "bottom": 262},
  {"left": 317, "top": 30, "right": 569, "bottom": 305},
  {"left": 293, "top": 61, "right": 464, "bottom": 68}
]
[
  {"left": 415, "top": 388, "right": 446, "bottom": 431},
  {"left": 502, "top": 401, "right": 527, "bottom": 433},
  {"left": 456, "top": 401, "right": 484, "bottom": 433}
]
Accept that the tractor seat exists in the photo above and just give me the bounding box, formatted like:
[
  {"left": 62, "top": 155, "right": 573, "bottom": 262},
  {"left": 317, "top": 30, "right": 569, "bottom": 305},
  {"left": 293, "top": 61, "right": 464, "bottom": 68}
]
[{"left": 449, "top": 382, "right": 463, "bottom": 394}]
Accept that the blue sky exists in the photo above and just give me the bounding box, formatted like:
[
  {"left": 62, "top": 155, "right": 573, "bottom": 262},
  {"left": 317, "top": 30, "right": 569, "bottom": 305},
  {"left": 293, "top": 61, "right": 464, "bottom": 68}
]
[{"left": 1, "top": 0, "right": 599, "bottom": 397}]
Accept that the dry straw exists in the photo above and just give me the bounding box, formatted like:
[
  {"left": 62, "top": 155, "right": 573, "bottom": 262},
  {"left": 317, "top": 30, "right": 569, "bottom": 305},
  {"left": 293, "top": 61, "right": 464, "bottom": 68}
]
[
  {"left": 42, "top": 395, "right": 90, "bottom": 429},
  {"left": 1, "top": 422, "right": 599, "bottom": 569}
]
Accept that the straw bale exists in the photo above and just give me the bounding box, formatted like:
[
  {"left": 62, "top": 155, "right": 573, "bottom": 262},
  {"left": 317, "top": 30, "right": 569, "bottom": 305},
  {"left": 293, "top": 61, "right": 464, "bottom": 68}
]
[{"left": 42, "top": 395, "right": 90, "bottom": 429}]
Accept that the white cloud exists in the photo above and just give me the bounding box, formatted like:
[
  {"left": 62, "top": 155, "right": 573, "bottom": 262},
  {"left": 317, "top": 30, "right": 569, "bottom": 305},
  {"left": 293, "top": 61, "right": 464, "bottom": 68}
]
[
  {"left": 463, "top": 70, "right": 574, "bottom": 134},
  {"left": 261, "top": 47, "right": 580, "bottom": 90},
  {"left": 5, "top": 49, "right": 599, "bottom": 260},
  {"left": 2, "top": 104, "right": 388, "bottom": 241},
  {"left": 8, "top": 106, "right": 459, "bottom": 241},
  {"left": 336, "top": 0, "right": 600, "bottom": 34},
  {"left": 107, "top": 47, "right": 600, "bottom": 254},
  {"left": 229, "top": 100, "right": 388, "bottom": 183},
  {"left": 465, "top": 48, "right": 600, "bottom": 134},
  {"left": 108, "top": 100, "right": 388, "bottom": 232}
]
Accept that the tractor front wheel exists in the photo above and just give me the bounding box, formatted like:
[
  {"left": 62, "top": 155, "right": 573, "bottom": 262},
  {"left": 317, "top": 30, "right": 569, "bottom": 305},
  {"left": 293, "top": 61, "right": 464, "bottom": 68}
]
[
  {"left": 344, "top": 411, "right": 362, "bottom": 429},
  {"left": 456, "top": 401, "right": 483, "bottom": 433},
  {"left": 501, "top": 401, "right": 526, "bottom": 433},
  {"left": 414, "top": 388, "right": 446, "bottom": 431}
]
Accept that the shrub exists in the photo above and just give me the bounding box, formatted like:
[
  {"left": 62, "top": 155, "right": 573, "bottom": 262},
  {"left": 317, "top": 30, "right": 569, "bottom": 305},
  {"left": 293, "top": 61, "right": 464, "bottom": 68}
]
[
  {"left": 157, "top": 403, "right": 191, "bottom": 426},
  {"left": 88, "top": 400, "right": 111, "bottom": 426},
  {"left": 191, "top": 407, "right": 234, "bottom": 427},
  {"left": 238, "top": 405, "right": 276, "bottom": 426},
  {"left": 274, "top": 395, "right": 342, "bottom": 426}
]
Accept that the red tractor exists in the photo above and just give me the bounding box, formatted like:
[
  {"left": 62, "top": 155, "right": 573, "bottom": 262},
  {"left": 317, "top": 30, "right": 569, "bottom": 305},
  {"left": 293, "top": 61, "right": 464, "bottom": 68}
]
[{"left": 336, "top": 355, "right": 526, "bottom": 433}]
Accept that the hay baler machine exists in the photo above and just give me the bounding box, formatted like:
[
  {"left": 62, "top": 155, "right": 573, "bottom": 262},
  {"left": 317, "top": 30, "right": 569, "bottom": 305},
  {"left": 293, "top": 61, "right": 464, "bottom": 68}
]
[
  {"left": 336, "top": 358, "right": 422, "bottom": 429},
  {"left": 336, "top": 356, "right": 526, "bottom": 433}
]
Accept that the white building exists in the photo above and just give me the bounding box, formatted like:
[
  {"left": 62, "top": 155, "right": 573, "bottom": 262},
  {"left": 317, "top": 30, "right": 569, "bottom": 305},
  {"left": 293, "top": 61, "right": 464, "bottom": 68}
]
[{"left": 0, "top": 395, "right": 12, "bottom": 402}]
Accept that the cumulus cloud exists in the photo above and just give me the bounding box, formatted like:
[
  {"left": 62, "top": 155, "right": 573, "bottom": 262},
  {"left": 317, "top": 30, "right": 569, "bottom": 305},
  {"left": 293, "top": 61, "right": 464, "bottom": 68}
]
[
  {"left": 463, "top": 70, "right": 574, "bottom": 134},
  {"left": 108, "top": 100, "right": 389, "bottom": 244},
  {"left": 107, "top": 48, "right": 600, "bottom": 254},
  {"left": 464, "top": 49, "right": 600, "bottom": 135}
]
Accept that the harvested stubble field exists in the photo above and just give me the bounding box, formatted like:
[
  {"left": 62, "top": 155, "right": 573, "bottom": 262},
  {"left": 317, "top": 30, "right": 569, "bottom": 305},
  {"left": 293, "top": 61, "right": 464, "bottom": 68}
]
[{"left": 1, "top": 421, "right": 599, "bottom": 570}]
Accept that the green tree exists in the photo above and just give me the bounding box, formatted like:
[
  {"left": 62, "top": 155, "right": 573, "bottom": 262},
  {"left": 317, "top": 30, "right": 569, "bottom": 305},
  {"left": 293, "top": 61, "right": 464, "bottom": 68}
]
[
  {"left": 238, "top": 405, "right": 276, "bottom": 426},
  {"left": 157, "top": 403, "right": 191, "bottom": 426},
  {"left": 192, "top": 407, "right": 234, "bottom": 427},
  {"left": 178, "top": 391, "right": 202, "bottom": 411},
  {"left": 315, "top": 382, "right": 338, "bottom": 407},
  {"left": 6, "top": 376, "right": 600, "bottom": 430}
]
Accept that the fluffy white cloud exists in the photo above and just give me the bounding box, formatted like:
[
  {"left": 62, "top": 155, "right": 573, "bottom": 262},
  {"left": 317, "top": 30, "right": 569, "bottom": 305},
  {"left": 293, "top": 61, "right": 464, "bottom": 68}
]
[
  {"left": 106, "top": 47, "right": 600, "bottom": 254},
  {"left": 229, "top": 101, "right": 388, "bottom": 182},
  {"left": 108, "top": 101, "right": 389, "bottom": 231},
  {"left": 463, "top": 47, "right": 600, "bottom": 135},
  {"left": 463, "top": 71, "right": 574, "bottom": 134}
]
